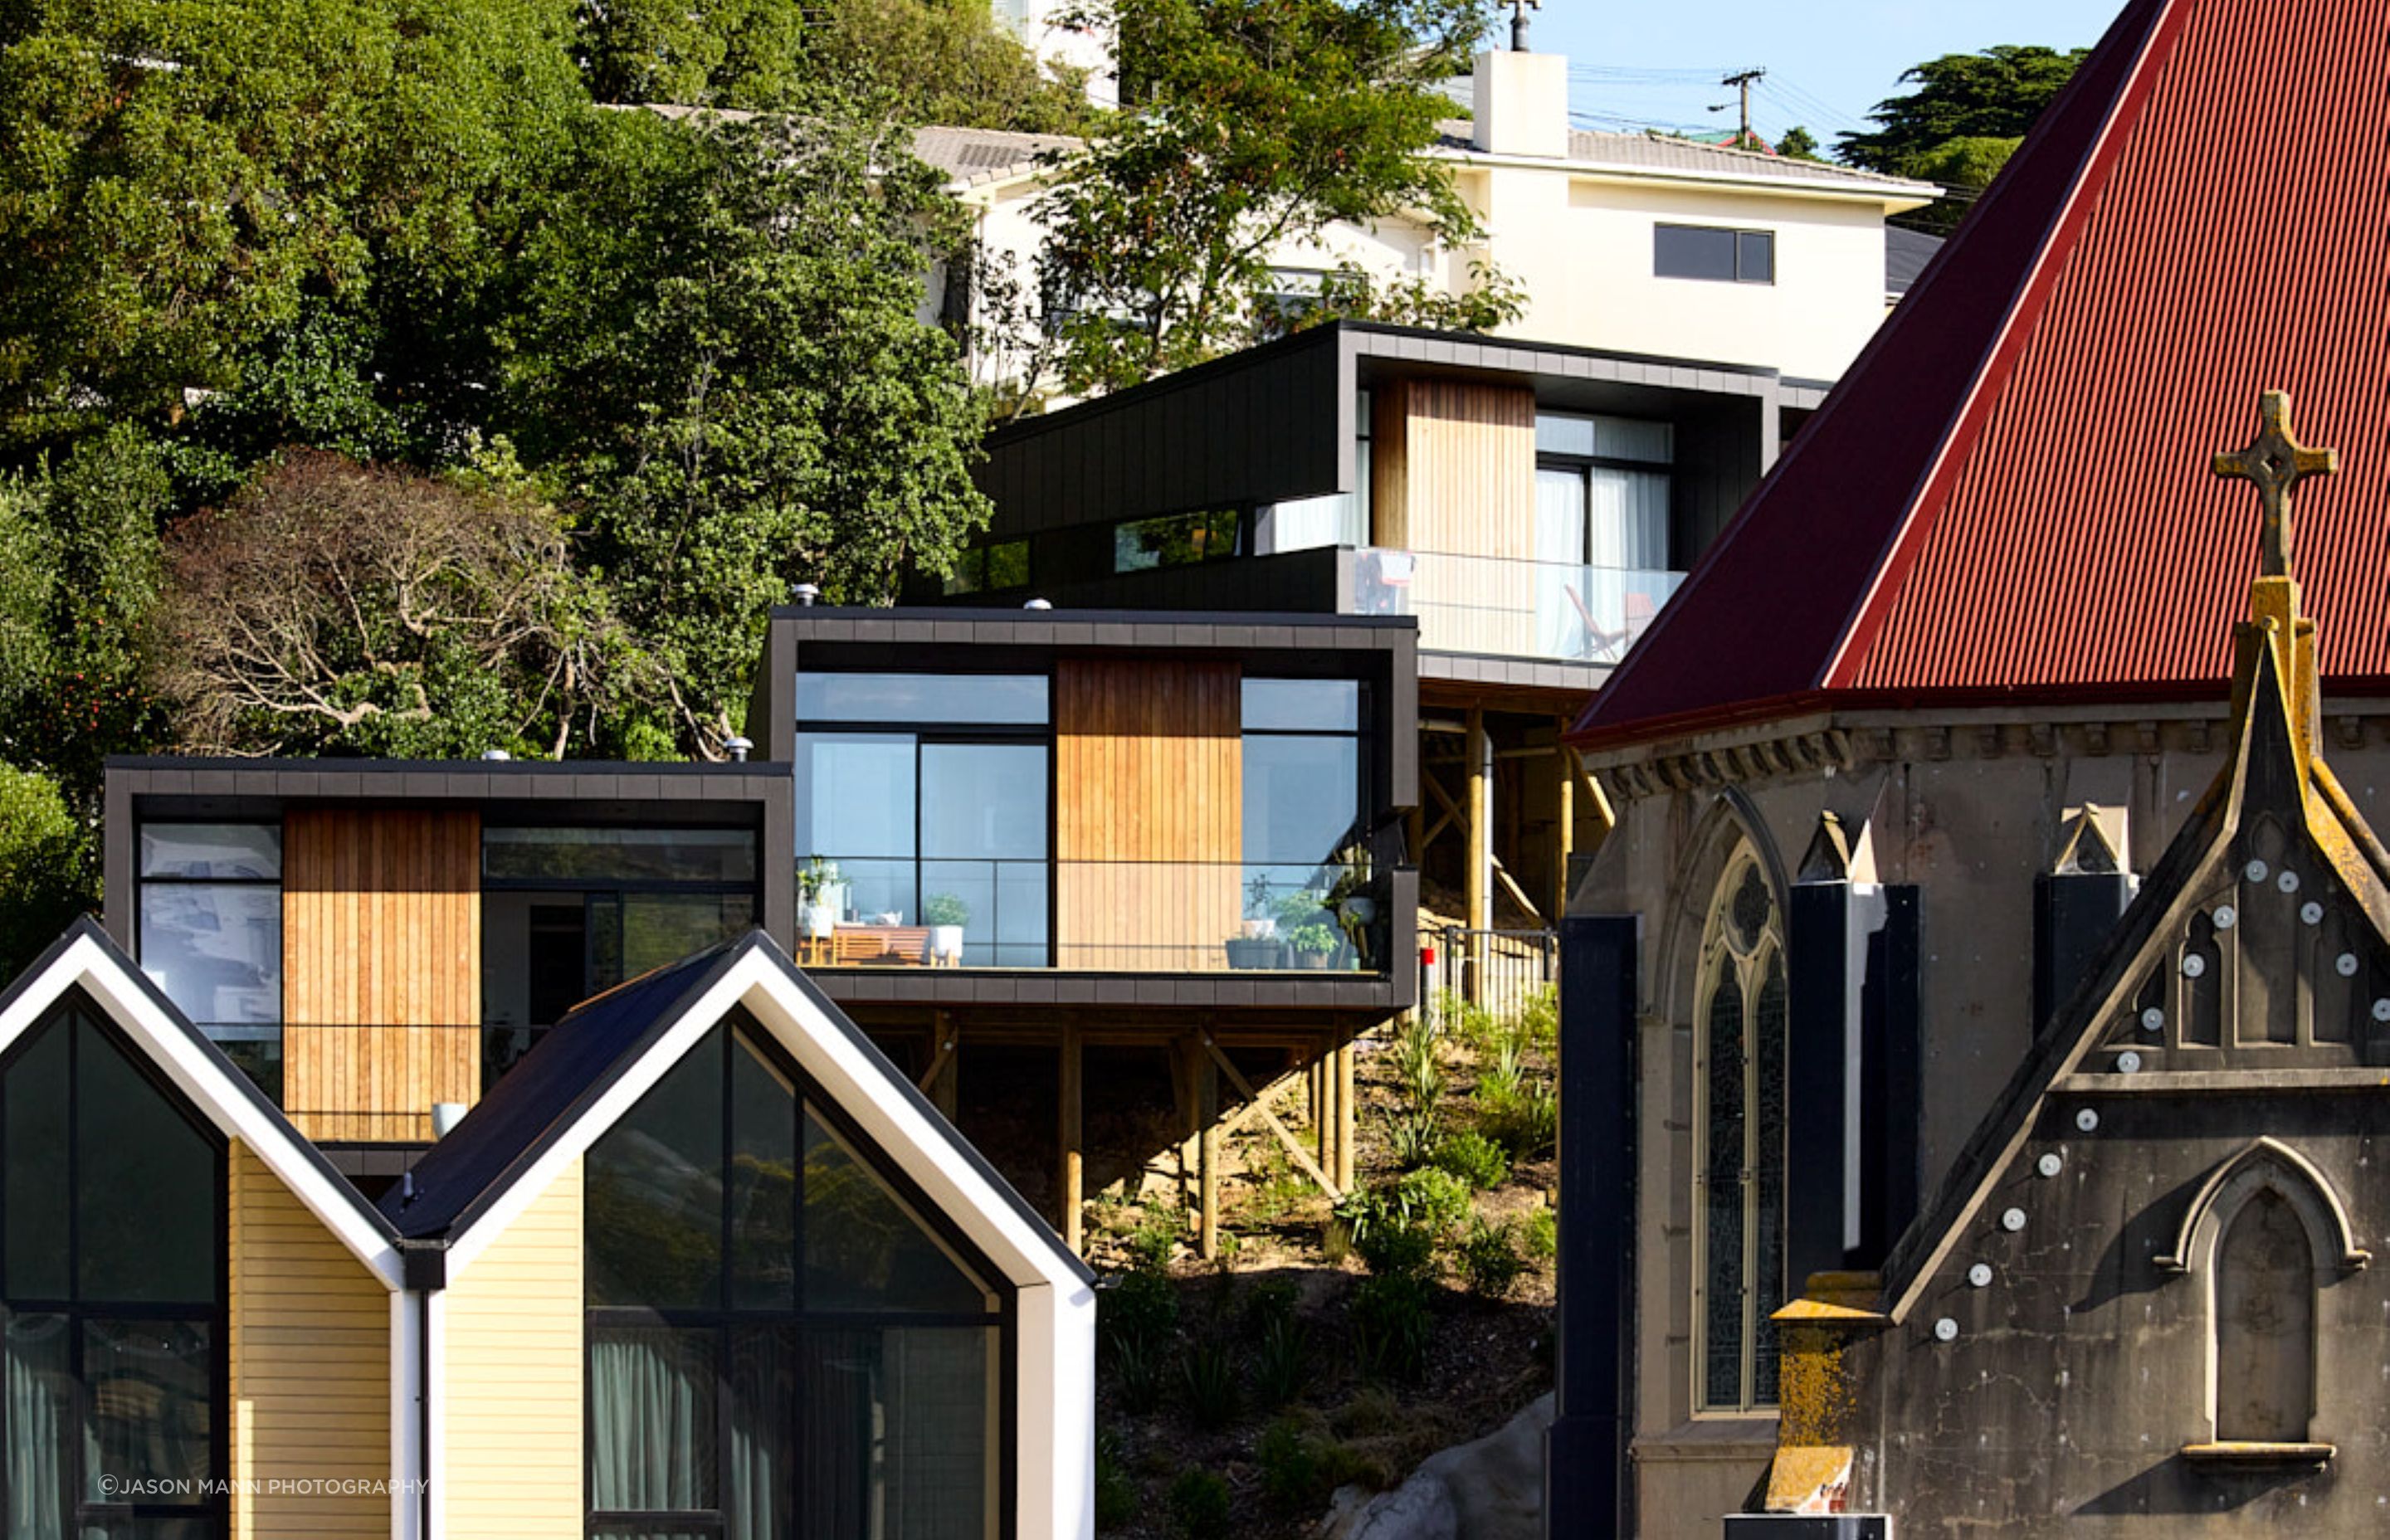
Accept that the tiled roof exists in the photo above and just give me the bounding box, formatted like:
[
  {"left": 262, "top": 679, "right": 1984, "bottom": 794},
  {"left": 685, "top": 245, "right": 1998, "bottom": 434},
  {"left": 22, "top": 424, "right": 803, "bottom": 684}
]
[{"left": 1571, "top": 0, "right": 2390, "bottom": 748}]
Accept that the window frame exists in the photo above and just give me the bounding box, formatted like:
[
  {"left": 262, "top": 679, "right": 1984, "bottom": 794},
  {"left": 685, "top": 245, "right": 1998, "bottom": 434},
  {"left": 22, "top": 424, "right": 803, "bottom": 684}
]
[
  {"left": 134, "top": 819, "right": 285, "bottom": 1097},
  {"left": 1110, "top": 507, "right": 1245, "bottom": 575},
  {"left": 582, "top": 1011, "right": 1019, "bottom": 1538},
  {"left": 796, "top": 670, "right": 1059, "bottom": 969},
  {"left": 942, "top": 539, "right": 1034, "bottom": 597},
  {"left": 480, "top": 821, "right": 767, "bottom": 1088},
  {"left": 0, "top": 997, "right": 231, "bottom": 1537},
  {"left": 1654, "top": 222, "right": 1778, "bottom": 285},
  {"left": 1690, "top": 850, "right": 1788, "bottom": 1415}
]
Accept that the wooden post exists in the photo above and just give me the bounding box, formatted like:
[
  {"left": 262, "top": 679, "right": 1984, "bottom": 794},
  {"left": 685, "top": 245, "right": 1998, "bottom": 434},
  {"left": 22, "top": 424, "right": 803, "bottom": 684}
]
[
  {"left": 1466, "top": 705, "right": 1490, "bottom": 1002},
  {"left": 1060, "top": 1026, "right": 1084, "bottom": 1255},
  {"left": 1170, "top": 1037, "right": 1197, "bottom": 1211},
  {"left": 1556, "top": 724, "right": 1576, "bottom": 925},
  {"left": 1197, "top": 1039, "right": 1221, "bottom": 1260},
  {"left": 1309, "top": 1055, "right": 1327, "bottom": 1168},
  {"left": 1335, "top": 1030, "right": 1357, "bottom": 1191},
  {"left": 926, "top": 1011, "right": 958, "bottom": 1121}
]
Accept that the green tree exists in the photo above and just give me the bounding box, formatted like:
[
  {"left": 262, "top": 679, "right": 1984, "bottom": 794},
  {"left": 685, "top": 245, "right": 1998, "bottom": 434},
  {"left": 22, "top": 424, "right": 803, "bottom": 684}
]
[
  {"left": 1776, "top": 124, "right": 1822, "bottom": 162},
  {"left": 1837, "top": 45, "right": 2084, "bottom": 232},
  {"left": 1027, "top": 0, "right": 1495, "bottom": 398},
  {"left": 0, "top": 765, "right": 92, "bottom": 984},
  {"left": 0, "top": 0, "right": 588, "bottom": 454},
  {"left": 503, "top": 104, "right": 993, "bottom": 753},
  {"left": 797, "top": 0, "right": 1098, "bottom": 132}
]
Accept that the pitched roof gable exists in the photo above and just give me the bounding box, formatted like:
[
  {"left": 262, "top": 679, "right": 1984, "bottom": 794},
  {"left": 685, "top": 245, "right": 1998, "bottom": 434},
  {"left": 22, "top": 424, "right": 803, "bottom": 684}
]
[
  {"left": 0, "top": 918, "right": 406, "bottom": 1286},
  {"left": 1573, "top": 0, "right": 2390, "bottom": 748},
  {"left": 1880, "top": 553, "right": 2390, "bottom": 1320},
  {"left": 387, "top": 930, "right": 1092, "bottom": 1291}
]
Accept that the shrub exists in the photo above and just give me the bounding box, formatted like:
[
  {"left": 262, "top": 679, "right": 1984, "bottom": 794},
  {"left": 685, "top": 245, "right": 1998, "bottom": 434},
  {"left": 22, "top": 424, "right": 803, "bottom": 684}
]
[
  {"left": 1351, "top": 1272, "right": 1435, "bottom": 1382},
  {"left": 1102, "top": 1269, "right": 1179, "bottom": 1360},
  {"left": 1354, "top": 1219, "right": 1436, "bottom": 1279},
  {"left": 1095, "top": 1430, "right": 1139, "bottom": 1530},
  {"left": 1168, "top": 1467, "right": 1234, "bottom": 1540},
  {"left": 1254, "top": 1309, "right": 1310, "bottom": 1406},
  {"left": 1260, "top": 1417, "right": 1385, "bottom": 1509},
  {"left": 1436, "top": 989, "right": 1496, "bottom": 1051},
  {"left": 1178, "top": 1336, "right": 1241, "bottom": 1429},
  {"left": 1523, "top": 1206, "right": 1558, "bottom": 1260},
  {"left": 1126, "top": 1205, "right": 1182, "bottom": 1272},
  {"left": 1460, "top": 1218, "right": 1524, "bottom": 1299},
  {"left": 1432, "top": 1129, "right": 1511, "bottom": 1191},
  {"left": 1334, "top": 1383, "right": 1400, "bottom": 1436},
  {"left": 1389, "top": 1167, "right": 1472, "bottom": 1236},
  {"left": 1480, "top": 1076, "right": 1558, "bottom": 1160},
  {"left": 1113, "top": 1332, "right": 1167, "bottom": 1416},
  {"left": 1382, "top": 1107, "right": 1441, "bottom": 1170},
  {"left": 921, "top": 891, "right": 971, "bottom": 927},
  {"left": 1515, "top": 983, "right": 1559, "bottom": 1051},
  {"left": 1388, "top": 1015, "right": 1445, "bottom": 1111}
]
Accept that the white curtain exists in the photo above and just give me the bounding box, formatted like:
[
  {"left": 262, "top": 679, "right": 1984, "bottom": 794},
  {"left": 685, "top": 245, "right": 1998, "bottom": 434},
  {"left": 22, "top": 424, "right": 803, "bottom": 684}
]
[
  {"left": 589, "top": 1329, "right": 715, "bottom": 1518},
  {"left": 1586, "top": 468, "right": 1670, "bottom": 571},
  {"left": 7, "top": 1311, "right": 67, "bottom": 1540}
]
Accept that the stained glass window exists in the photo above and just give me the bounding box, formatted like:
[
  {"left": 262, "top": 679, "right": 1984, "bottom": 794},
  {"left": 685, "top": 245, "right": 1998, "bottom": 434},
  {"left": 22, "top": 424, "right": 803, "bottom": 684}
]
[{"left": 1694, "top": 850, "right": 1788, "bottom": 1412}]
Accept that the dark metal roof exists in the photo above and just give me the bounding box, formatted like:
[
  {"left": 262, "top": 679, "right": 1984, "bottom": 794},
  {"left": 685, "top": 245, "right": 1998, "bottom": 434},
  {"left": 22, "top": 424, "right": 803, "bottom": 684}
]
[
  {"left": 1570, "top": 0, "right": 2390, "bottom": 748},
  {"left": 380, "top": 930, "right": 1093, "bottom": 1284},
  {"left": 1885, "top": 227, "right": 1944, "bottom": 296}
]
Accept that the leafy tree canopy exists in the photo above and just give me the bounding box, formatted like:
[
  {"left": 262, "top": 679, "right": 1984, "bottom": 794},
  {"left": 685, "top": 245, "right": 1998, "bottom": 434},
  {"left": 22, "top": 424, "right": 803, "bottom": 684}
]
[
  {"left": 1838, "top": 45, "right": 2084, "bottom": 234},
  {"left": 1776, "top": 125, "right": 1822, "bottom": 163},
  {"left": 1018, "top": 0, "right": 1499, "bottom": 398}
]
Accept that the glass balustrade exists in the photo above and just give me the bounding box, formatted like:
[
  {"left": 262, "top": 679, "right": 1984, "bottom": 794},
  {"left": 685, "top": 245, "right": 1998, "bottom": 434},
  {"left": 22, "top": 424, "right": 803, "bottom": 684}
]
[
  {"left": 791, "top": 855, "right": 1394, "bottom": 974},
  {"left": 1347, "top": 548, "right": 1686, "bottom": 663}
]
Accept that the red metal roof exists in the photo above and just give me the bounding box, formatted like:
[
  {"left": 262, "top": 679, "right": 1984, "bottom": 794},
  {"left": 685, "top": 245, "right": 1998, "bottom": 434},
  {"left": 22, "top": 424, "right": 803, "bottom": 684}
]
[{"left": 1571, "top": 0, "right": 2390, "bottom": 750}]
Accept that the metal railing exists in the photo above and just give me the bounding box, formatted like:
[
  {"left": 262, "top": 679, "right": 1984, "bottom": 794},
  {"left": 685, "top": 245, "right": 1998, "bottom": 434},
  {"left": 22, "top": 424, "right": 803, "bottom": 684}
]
[
  {"left": 1347, "top": 548, "right": 1685, "bottom": 664},
  {"left": 1422, "top": 926, "right": 1558, "bottom": 1016}
]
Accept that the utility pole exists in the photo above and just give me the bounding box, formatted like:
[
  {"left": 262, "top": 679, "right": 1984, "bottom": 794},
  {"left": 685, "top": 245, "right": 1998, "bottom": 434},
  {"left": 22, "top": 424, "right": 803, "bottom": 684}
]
[{"left": 1719, "top": 68, "right": 1766, "bottom": 151}]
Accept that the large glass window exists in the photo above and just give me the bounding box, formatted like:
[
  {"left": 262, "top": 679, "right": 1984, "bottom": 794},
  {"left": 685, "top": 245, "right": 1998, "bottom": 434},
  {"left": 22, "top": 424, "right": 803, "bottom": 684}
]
[
  {"left": 1241, "top": 680, "right": 1368, "bottom": 968},
  {"left": 2, "top": 1000, "right": 226, "bottom": 1538},
  {"left": 1695, "top": 851, "right": 1787, "bottom": 1413},
  {"left": 797, "top": 675, "right": 1051, "bottom": 968},
  {"left": 136, "top": 822, "right": 281, "bottom": 1101},
  {"left": 1112, "top": 509, "right": 1241, "bottom": 574},
  {"left": 480, "top": 826, "right": 762, "bottom": 1090},
  {"left": 586, "top": 1017, "right": 1002, "bottom": 1539},
  {"left": 1535, "top": 413, "right": 1675, "bottom": 662}
]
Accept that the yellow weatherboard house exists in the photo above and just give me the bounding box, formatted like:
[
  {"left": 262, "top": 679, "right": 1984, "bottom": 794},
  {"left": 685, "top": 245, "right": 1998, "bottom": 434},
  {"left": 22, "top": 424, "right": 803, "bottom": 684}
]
[{"left": 0, "top": 921, "right": 1095, "bottom": 1539}]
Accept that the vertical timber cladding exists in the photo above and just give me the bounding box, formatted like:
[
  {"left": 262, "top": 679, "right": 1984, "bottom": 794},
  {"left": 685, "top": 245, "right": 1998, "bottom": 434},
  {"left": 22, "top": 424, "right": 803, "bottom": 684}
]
[
  {"left": 1056, "top": 659, "right": 1242, "bottom": 970},
  {"left": 1371, "top": 377, "right": 1539, "bottom": 656},
  {"left": 283, "top": 807, "right": 480, "bottom": 1142}
]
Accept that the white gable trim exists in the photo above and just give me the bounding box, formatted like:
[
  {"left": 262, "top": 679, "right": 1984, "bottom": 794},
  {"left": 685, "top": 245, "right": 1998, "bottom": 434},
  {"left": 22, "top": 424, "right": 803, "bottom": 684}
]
[
  {"left": 0, "top": 932, "right": 405, "bottom": 1289},
  {"left": 437, "top": 944, "right": 1096, "bottom": 1538}
]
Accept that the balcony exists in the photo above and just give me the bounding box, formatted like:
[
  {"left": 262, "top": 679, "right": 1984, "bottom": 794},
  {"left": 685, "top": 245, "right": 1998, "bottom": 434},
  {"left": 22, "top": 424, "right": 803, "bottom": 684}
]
[
  {"left": 793, "top": 855, "right": 1403, "bottom": 976},
  {"left": 1346, "top": 548, "right": 1685, "bottom": 664}
]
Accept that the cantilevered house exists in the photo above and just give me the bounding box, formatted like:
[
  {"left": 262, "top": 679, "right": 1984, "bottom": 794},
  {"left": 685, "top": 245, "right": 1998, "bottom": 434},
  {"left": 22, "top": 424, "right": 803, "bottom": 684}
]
[{"left": 0, "top": 918, "right": 1092, "bottom": 1539}]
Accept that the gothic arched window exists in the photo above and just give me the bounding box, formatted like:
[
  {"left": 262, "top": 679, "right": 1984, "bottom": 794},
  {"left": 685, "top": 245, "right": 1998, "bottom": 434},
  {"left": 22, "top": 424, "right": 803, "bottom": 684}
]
[
  {"left": 1695, "top": 851, "right": 1788, "bottom": 1412},
  {"left": 2214, "top": 1187, "right": 2315, "bottom": 1444}
]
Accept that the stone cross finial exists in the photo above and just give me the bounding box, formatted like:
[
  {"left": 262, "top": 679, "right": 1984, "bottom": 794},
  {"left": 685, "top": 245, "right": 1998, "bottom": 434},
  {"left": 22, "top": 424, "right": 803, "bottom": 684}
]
[{"left": 2213, "top": 391, "right": 2339, "bottom": 578}]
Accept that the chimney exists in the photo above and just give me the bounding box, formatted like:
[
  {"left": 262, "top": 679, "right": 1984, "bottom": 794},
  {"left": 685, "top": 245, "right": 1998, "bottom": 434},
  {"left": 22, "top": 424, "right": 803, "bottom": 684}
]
[{"left": 1472, "top": 48, "right": 1569, "bottom": 158}]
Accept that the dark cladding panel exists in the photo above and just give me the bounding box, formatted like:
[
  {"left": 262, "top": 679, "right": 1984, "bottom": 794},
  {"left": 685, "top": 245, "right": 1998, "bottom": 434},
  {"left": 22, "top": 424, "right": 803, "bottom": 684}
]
[{"left": 2034, "top": 870, "right": 2133, "bottom": 1030}]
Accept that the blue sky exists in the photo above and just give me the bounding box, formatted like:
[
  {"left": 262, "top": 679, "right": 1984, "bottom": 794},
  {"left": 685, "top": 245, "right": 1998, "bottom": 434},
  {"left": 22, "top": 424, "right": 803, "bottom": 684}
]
[{"left": 1525, "top": 2, "right": 2130, "bottom": 149}]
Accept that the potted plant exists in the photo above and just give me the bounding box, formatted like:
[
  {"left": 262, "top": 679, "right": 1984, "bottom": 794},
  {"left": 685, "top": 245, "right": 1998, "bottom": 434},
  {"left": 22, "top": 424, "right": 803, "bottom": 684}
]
[
  {"left": 1288, "top": 922, "right": 1339, "bottom": 969},
  {"left": 799, "top": 857, "right": 844, "bottom": 939},
  {"left": 923, "top": 893, "right": 970, "bottom": 964},
  {"left": 1225, "top": 930, "right": 1279, "bottom": 969}
]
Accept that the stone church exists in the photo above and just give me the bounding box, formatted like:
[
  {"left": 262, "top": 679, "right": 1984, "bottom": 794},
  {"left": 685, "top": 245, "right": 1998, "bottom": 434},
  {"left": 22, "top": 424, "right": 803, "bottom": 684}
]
[{"left": 1547, "top": 0, "right": 2390, "bottom": 1533}]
